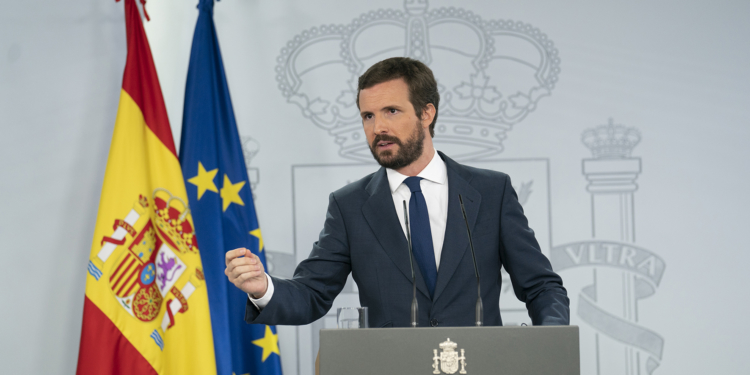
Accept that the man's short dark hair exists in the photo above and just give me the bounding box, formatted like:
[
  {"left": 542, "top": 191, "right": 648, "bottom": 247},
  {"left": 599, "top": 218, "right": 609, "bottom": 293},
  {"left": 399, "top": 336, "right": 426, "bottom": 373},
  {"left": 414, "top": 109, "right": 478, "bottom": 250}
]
[{"left": 357, "top": 57, "right": 440, "bottom": 137}]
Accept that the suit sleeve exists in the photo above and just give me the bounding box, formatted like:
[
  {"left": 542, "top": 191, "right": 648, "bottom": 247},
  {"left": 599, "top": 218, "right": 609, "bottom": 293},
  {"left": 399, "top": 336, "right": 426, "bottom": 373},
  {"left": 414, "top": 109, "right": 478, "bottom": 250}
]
[
  {"left": 498, "top": 175, "right": 570, "bottom": 325},
  {"left": 245, "top": 192, "right": 351, "bottom": 325}
]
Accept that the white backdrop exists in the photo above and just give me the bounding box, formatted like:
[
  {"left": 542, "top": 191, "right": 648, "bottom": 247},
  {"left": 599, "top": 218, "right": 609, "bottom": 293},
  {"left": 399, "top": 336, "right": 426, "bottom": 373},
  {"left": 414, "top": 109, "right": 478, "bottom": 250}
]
[{"left": 2, "top": 0, "right": 749, "bottom": 374}]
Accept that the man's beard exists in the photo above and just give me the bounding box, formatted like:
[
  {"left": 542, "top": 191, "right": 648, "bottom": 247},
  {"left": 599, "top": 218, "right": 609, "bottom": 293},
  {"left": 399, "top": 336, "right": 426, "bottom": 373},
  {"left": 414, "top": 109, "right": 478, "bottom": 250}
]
[{"left": 369, "top": 120, "right": 425, "bottom": 170}]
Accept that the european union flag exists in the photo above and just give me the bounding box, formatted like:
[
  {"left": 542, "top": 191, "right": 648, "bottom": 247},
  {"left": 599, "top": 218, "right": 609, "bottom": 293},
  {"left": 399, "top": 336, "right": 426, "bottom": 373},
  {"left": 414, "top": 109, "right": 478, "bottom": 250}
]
[{"left": 179, "top": 1, "right": 282, "bottom": 374}]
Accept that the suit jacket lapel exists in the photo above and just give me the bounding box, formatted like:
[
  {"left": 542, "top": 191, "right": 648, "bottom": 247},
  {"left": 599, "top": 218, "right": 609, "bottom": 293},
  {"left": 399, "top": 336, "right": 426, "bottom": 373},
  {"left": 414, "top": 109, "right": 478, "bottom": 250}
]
[
  {"left": 432, "top": 152, "right": 481, "bottom": 303},
  {"left": 362, "top": 168, "right": 431, "bottom": 299}
]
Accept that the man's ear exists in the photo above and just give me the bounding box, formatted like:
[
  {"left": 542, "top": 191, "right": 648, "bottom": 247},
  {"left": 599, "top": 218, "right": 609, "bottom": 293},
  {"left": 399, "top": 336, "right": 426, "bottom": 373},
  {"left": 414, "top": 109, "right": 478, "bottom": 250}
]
[{"left": 420, "top": 103, "right": 436, "bottom": 128}]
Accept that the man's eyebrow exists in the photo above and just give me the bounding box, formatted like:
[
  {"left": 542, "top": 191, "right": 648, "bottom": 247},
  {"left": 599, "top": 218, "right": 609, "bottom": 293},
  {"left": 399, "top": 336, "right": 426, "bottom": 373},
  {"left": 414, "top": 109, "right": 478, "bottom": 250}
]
[{"left": 361, "top": 104, "right": 403, "bottom": 116}]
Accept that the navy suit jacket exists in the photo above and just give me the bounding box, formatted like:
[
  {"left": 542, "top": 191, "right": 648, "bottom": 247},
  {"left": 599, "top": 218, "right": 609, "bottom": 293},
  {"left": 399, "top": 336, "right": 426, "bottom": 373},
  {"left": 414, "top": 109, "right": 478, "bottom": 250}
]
[{"left": 246, "top": 152, "right": 569, "bottom": 327}]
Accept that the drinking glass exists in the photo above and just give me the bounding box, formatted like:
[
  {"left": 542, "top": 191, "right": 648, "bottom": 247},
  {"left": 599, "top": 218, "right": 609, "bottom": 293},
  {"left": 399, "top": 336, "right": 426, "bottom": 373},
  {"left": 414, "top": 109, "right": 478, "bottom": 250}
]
[{"left": 336, "top": 307, "right": 369, "bottom": 328}]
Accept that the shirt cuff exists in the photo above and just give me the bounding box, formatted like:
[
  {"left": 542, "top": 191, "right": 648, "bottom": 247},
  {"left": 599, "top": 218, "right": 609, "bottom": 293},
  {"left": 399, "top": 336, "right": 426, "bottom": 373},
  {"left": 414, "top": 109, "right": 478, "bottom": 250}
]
[{"left": 247, "top": 272, "right": 274, "bottom": 310}]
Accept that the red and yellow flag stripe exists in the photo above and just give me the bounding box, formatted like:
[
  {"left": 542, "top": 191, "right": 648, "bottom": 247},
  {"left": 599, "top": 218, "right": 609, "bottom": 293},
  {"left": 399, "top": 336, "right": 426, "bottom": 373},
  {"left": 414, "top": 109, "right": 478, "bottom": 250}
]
[{"left": 77, "top": 1, "right": 216, "bottom": 374}]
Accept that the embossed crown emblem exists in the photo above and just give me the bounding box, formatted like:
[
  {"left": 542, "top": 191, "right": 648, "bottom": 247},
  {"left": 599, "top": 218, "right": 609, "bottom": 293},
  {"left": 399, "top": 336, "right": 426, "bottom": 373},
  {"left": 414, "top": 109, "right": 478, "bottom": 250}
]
[
  {"left": 276, "top": 0, "right": 560, "bottom": 161},
  {"left": 439, "top": 338, "right": 458, "bottom": 350},
  {"left": 582, "top": 118, "right": 641, "bottom": 159}
]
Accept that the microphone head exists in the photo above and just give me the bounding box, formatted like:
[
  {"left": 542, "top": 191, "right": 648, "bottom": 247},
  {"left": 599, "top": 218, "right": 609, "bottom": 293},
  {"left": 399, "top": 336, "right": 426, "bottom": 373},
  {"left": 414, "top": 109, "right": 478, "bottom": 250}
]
[{"left": 458, "top": 194, "right": 468, "bottom": 220}]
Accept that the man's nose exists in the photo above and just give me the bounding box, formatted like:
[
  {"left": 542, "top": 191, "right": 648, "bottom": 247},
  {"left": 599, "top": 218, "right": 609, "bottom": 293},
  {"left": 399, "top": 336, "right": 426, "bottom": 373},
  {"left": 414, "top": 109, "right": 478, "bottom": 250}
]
[{"left": 372, "top": 116, "right": 389, "bottom": 134}]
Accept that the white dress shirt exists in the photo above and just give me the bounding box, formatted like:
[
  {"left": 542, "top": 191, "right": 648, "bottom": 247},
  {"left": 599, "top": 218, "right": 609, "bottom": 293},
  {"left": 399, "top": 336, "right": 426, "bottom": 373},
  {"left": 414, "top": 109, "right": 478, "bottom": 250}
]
[{"left": 250, "top": 148, "right": 448, "bottom": 309}]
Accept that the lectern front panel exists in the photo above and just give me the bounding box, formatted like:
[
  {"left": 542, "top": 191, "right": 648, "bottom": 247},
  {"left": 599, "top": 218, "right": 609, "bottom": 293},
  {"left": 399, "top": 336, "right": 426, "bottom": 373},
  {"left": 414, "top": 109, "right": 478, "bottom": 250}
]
[{"left": 320, "top": 326, "right": 579, "bottom": 375}]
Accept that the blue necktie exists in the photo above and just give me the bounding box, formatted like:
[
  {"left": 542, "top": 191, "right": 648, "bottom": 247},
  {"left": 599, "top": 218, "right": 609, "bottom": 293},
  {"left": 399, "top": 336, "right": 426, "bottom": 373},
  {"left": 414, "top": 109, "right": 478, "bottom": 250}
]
[{"left": 404, "top": 176, "right": 437, "bottom": 298}]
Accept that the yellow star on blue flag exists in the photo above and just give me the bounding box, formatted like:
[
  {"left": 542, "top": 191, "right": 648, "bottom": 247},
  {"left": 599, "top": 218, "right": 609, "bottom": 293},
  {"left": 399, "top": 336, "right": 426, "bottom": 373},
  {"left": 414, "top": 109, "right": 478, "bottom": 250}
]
[
  {"left": 220, "top": 174, "right": 245, "bottom": 211},
  {"left": 188, "top": 161, "right": 218, "bottom": 199},
  {"left": 249, "top": 228, "right": 264, "bottom": 252},
  {"left": 252, "top": 325, "right": 281, "bottom": 362}
]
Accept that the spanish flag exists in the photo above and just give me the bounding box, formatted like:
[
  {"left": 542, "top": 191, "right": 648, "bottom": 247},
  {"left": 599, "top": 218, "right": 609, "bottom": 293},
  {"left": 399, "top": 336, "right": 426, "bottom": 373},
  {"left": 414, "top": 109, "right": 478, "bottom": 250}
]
[{"left": 77, "top": 1, "right": 216, "bottom": 374}]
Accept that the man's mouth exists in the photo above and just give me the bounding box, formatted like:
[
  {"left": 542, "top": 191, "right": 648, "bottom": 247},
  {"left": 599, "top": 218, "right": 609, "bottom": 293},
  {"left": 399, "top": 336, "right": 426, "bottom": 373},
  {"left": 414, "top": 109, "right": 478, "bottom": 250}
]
[
  {"left": 372, "top": 135, "right": 401, "bottom": 152},
  {"left": 376, "top": 141, "right": 398, "bottom": 153}
]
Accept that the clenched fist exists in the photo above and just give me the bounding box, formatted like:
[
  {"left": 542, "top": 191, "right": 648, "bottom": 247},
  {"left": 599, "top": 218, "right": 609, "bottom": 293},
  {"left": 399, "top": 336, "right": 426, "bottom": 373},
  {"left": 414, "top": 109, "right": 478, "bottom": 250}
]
[{"left": 225, "top": 248, "right": 268, "bottom": 298}]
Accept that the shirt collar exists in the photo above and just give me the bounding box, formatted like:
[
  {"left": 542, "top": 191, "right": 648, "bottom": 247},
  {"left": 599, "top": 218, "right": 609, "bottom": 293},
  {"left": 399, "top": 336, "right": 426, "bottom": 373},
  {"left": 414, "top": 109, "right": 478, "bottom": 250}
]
[{"left": 386, "top": 148, "right": 447, "bottom": 193}]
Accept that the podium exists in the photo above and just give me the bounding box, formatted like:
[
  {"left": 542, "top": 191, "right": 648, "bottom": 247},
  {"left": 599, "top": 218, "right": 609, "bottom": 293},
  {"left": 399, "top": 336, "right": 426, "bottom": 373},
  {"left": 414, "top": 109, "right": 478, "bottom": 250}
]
[{"left": 319, "top": 326, "right": 579, "bottom": 375}]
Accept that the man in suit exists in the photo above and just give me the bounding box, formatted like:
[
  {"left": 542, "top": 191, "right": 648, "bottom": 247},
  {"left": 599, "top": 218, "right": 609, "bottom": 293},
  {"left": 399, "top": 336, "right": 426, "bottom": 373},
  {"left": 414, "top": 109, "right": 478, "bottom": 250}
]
[{"left": 225, "top": 57, "right": 569, "bottom": 327}]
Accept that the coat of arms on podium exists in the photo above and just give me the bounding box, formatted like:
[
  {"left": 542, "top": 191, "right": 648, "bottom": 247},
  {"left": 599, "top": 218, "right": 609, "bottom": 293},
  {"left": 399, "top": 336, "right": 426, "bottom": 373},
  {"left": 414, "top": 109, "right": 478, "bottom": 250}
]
[{"left": 432, "top": 338, "right": 467, "bottom": 374}]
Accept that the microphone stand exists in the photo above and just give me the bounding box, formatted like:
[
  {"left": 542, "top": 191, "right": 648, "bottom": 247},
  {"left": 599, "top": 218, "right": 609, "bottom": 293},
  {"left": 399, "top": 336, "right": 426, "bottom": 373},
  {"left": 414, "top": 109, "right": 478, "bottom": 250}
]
[
  {"left": 459, "top": 195, "right": 483, "bottom": 327},
  {"left": 403, "top": 200, "right": 418, "bottom": 327}
]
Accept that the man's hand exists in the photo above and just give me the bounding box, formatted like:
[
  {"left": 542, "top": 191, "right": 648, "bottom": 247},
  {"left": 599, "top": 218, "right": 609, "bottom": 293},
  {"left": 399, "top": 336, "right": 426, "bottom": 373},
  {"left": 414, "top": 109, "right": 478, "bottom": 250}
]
[{"left": 225, "top": 248, "right": 268, "bottom": 298}]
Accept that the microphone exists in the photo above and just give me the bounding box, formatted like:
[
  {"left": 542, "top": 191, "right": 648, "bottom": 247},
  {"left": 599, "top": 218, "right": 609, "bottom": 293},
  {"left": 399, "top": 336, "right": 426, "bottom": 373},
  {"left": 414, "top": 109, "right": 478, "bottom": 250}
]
[
  {"left": 458, "top": 194, "right": 483, "bottom": 327},
  {"left": 403, "top": 200, "right": 418, "bottom": 327}
]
